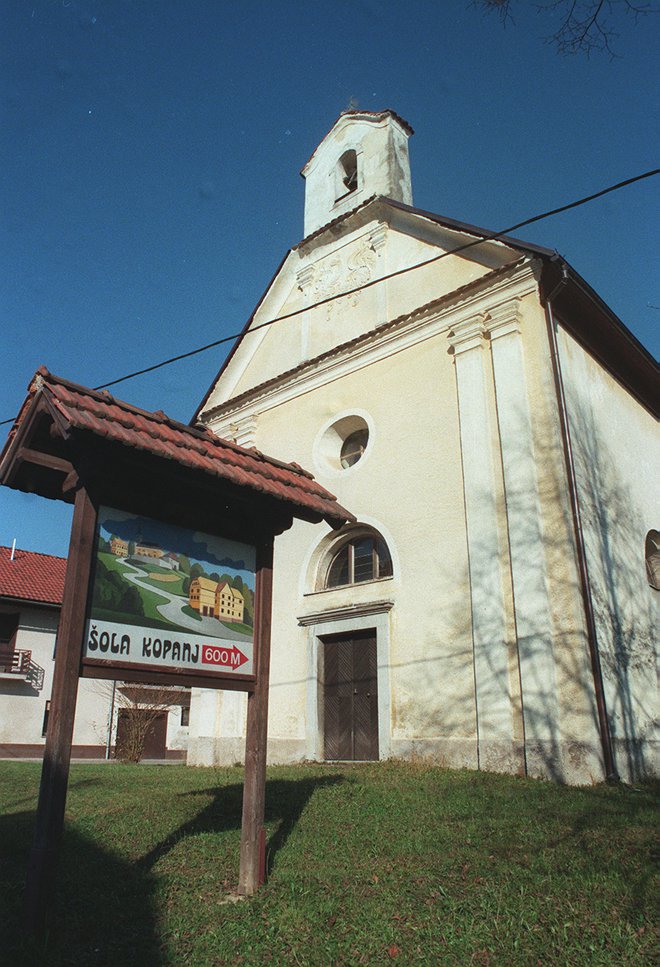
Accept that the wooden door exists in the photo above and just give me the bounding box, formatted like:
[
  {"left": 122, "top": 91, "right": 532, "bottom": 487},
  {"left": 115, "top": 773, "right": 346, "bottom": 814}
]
[
  {"left": 116, "top": 709, "right": 168, "bottom": 760},
  {"left": 142, "top": 712, "right": 168, "bottom": 758},
  {"left": 323, "top": 632, "right": 378, "bottom": 761}
]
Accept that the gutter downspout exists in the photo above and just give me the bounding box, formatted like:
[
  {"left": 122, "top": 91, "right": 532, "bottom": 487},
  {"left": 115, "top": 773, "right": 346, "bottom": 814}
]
[
  {"left": 542, "top": 261, "right": 619, "bottom": 783},
  {"left": 105, "top": 679, "right": 117, "bottom": 760}
]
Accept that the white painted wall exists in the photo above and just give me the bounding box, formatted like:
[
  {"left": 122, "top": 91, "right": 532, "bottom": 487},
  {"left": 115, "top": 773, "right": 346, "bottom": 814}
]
[
  {"left": 558, "top": 327, "right": 659, "bottom": 781},
  {"left": 191, "top": 263, "right": 616, "bottom": 782},
  {"left": 301, "top": 112, "right": 412, "bottom": 236},
  {"left": 0, "top": 603, "right": 114, "bottom": 752},
  {"left": 0, "top": 603, "right": 190, "bottom": 758}
]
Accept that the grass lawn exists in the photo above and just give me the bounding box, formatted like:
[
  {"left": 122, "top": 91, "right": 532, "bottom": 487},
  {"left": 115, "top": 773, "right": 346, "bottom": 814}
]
[{"left": 0, "top": 762, "right": 656, "bottom": 966}]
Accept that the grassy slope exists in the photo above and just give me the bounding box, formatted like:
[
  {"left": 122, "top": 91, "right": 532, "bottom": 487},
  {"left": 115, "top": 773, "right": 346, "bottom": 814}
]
[{"left": 0, "top": 762, "right": 656, "bottom": 966}]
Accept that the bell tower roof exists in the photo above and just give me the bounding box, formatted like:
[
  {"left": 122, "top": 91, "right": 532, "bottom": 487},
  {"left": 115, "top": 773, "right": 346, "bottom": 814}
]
[{"left": 300, "top": 110, "right": 414, "bottom": 237}]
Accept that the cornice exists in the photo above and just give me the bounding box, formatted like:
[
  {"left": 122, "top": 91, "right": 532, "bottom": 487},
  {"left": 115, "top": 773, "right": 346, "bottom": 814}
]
[
  {"left": 447, "top": 313, "right": 490, "bottom": 355},
  {"left": 297, "top": 599, "right": 394, "bottom": 626},
  {"left": 485, "top": 299, "right": 523, "bottom": 340},
  {"left": 201, "top": 261, "right": 540, "bottom": 429}
]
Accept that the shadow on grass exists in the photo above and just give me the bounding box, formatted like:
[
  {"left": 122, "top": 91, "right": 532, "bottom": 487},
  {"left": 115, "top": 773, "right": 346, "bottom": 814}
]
[
  {"left": 136, "top": 774, "right": 345, "bottom": 878},
  {"left": 0, "top": 810, "right": 162, "bottom": 967},
  {"left": 0, "top": 773, "right": 345, "bottom": 967}
]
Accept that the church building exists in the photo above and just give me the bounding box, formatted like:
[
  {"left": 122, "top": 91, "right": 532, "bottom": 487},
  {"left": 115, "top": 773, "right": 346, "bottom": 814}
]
[{"left": 187, "top": 110, "right": 658, "bottom": 784}]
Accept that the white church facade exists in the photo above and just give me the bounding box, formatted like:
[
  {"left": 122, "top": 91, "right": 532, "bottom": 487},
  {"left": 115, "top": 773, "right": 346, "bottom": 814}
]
[{"left": 188, "top": 110, "right": 658, "bottom": 785}]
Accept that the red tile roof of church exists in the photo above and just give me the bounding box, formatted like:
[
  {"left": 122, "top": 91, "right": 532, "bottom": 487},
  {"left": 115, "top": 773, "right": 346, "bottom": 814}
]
[{"left": 0, "top": 545, "right": 66, "bottom": 606}]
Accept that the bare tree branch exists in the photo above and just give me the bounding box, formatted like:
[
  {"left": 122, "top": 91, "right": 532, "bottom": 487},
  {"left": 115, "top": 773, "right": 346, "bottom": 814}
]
[
  {"left": 474, "top": 0, "right": 658, "bottom": 55},
  {"left": 93, "top": 680, "right": 189, "bottom": 763}
]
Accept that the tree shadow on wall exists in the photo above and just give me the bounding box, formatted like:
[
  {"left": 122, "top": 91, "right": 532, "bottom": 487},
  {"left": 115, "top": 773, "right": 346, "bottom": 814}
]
[
  {"left": 400, "top": 391, "right": 655, "bottom": 784},
  {"left": 565, "top": 394, "right": 657, "bottom": 781}
]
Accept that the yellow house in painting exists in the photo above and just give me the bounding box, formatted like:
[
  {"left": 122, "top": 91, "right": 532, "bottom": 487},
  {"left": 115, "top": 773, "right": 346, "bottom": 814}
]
[
  {"left": 215, "top": 583, "right": 244, "bottom": 623},
  {"left": 189, "top": 576, "right": 217, "bottom": 617}
]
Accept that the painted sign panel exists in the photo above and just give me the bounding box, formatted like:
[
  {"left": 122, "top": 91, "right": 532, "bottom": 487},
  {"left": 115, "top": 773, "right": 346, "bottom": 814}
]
[{"left": 83, "top": 506, "right": 256, "bottom": 681}]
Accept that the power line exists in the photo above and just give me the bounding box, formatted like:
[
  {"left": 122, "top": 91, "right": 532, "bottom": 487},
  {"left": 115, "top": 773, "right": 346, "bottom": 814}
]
[{"left": 1, "top": 167, "right": 657, "bottom": 429}]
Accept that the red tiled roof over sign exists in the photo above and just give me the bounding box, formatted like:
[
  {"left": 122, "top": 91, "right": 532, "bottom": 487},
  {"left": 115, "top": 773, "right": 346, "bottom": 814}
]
[
  {"left": 1, "top": 368, "right": 354, "bottom": 529},
  {"left": 0, "top": 545, "right": 66, "bottom": 606}
]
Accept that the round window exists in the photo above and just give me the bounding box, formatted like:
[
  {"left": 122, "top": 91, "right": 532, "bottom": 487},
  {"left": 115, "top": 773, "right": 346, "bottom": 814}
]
[
  {"left": 340, "top": 429, "right": 369, "bottom": 468},
  {"left": 315, "top": 413, "right": 372, "bottom": 474}
]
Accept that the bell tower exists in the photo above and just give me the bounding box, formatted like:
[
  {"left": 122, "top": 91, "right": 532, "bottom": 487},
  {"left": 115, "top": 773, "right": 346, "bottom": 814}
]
[{"left": 300, "top": 110, "right": 414, "bottom": 237}]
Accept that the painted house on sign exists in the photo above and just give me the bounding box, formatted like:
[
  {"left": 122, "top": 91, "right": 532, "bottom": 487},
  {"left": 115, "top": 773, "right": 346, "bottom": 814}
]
[
  {"left": 161, "top": 553, "right": 180, "bottom": 571},
  {"left": 0, "top": 545, "right": 189, "bottom": 759},
  {"left": 215, "top": 583, "right": 244, "bottom": 623},
  {"left": 133, "top": 542, "right": 164, "bottom": 563},
  {"left": 188, "top": 109, "right": 659, "bottom": 784},
  {"left": 189, "top": 576, "right": 217, "bottom": 617}
]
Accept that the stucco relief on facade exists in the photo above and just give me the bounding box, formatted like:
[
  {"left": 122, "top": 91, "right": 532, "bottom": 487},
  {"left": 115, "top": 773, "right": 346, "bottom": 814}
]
[{"left": 297, "top": 227, "right": 385, "bottom": 319}]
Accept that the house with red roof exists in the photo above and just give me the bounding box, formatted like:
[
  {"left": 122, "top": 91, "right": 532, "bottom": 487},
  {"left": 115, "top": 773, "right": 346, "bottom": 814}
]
[{"left": 0, "top": 544, "right": 189, "bottom": 759}]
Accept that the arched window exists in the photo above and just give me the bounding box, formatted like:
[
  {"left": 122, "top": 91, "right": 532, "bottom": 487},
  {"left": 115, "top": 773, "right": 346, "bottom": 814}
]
[
  {"left": 325, "top": 531, "right": 393, "bottom": 588},
  {"left": 336, "top": 149, "right": 358, "bottom": 200},
  {"left": 645, "top": 530, "right": 660, "bottom": 590}
]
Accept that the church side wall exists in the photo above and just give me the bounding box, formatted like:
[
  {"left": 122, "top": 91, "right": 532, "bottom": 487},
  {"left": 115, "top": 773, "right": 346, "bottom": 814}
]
[
  {"left": 449, "top": 289, "right": 604, "bottom": 783},
  {"left": 557, "top": 327, "right": 659, "bottom": 781},
  {"left": 512, "top": 296, "right": 605, "bottom": 783}
]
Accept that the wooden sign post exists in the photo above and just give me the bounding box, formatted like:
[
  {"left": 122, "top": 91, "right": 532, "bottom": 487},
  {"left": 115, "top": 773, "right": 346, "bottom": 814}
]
[
  {"left": 24, "top": 484, "right": 98, "bottom": 930},
  {"left": 238, "top": 539, "right": 273, "bottom": 894},
  {"left": 0, "top": 368, "right": 353, "bottom": 935}
]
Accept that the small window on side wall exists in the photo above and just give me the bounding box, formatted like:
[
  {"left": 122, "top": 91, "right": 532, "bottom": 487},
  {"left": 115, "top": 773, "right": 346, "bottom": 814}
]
[
  {"left": 326, "top": 531, "right": 392, "bottom": 589},
  {"left": 645, "top": 530, "right": 660, "bottom": 590}
]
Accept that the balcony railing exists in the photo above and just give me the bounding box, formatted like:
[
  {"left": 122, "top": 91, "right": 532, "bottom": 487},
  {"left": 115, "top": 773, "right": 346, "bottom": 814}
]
[
  {"left": 0, "top": 648, "right": 32, "bottom": 675},
  {"left": 0, "top": 648, "right": 45, "bottom": 689}
]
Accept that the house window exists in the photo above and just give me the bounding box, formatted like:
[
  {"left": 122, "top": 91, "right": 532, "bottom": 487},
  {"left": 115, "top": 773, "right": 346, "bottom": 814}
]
[
  {"left": 0, "top": 613, "right": 18, "bottom": 649},
  {"left": 336, "top": 149, "right": 358, "bottom": 200},
  {"left": 181, "top": 706, "right": 190, "bottom": 727},
  {"left": 42, "top": 700, "right": 51, "bottom": 737},
  {"left": 0, "top": 613, "right": 19, "bottom": 671},
  {"left": 326, "top": 532, "right": 393, "bottom": 588},
  {"left": 646, "top": 530, "right": 660, "bottom": 590}
]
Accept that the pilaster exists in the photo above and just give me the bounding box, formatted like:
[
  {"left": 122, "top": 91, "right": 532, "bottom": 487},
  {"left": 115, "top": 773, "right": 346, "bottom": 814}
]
[
  {"left": 449, "top": 315, "right": 517, "bottom": 772},
  {"left": 486, "top": 300, "right": 560, "bottom": 778}
]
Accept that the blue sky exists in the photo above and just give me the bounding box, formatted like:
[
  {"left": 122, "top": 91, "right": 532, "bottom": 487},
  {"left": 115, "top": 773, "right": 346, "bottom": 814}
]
[{"left": 1, "top": 0, "right": 658, "bottom": 558}]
